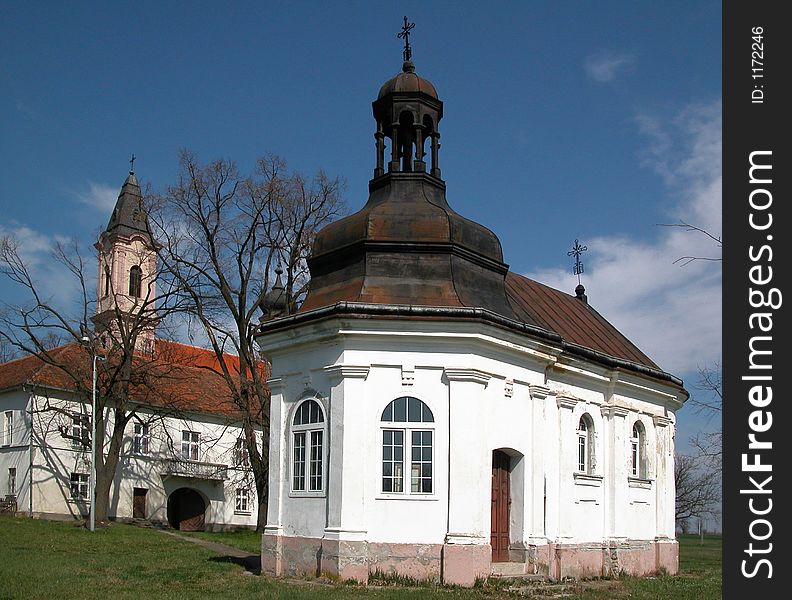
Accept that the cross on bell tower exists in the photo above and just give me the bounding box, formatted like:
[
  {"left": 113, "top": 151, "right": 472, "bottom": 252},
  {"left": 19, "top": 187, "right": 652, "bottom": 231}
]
[{"left": 398, "top": 16, "right": 415, "bottom": 63}]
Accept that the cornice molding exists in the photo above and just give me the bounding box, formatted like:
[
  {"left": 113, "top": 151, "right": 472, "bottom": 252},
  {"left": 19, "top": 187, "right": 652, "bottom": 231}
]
[
  {"left": 556, "top": 394, "right": 580, "bottom": 410},
  {"left": 653, "top": 415, "right": 673, "bottom": 428},
  {"left": 600, "top": 405, "right": 630, "bottom": 418},
  {"left": 529, "top": 384, "right": 552, "bottom": 400},
  {"left": 443, "top": 367, "right": 491, "bottom": 385},
  {"left": 322, "top": 364, "right": 370, "bottom": 382}
]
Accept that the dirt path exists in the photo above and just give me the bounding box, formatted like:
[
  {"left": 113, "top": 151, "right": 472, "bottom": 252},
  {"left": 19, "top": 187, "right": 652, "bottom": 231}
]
[{"left": 160, "top": 530, "right": 260, "bottom": 574}]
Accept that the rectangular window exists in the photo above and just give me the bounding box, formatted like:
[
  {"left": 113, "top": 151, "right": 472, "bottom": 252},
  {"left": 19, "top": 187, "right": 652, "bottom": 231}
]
[
  {"left": 410, "top": 430, "right": 432, "bottom": 493},
  {"left": 181, "top": 431, "right": 199, "bottom": 461},
  {"left": 8, "top": 468, "right": 16, "bottom": 496},
  {"left": 72, "top": 413, "right": 90, "bottom": 449},
  {"left": 631, "top": 440, "right": 638, "bottom": 477},
  {"left": 234, "top": 436, "right": 249, "bottom": 467},
  {"left": 70, "top": 472, "right": 89, "bottom": 500},
  {"left": 3, "top": 411, "right": 11, "bottom": 446},
  {"left": 235, "top": 488, "right": 250, "bottom": 513},
  {"left": 133, "top": 423, "right": 150, "bottom": 455},
  {"left": 382, "top": 429, "right": 404, "bottom": 493},
  {"left": 309, "top": 431, "right": 323, "bottom": 491},
  {"left": 577, "top": 434, "right": 586, "bottom": 472},
  {"left": 292, "top": 432, "right": 306, "bottom": 491}
]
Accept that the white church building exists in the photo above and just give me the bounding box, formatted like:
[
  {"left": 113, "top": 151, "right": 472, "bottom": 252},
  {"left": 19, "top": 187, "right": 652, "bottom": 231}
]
[
  {"left": 0, "top": 172, "right": 260, "bottom": 531},
  {"left": 257, "top": 52, "right": 687, "bottom": 585}
]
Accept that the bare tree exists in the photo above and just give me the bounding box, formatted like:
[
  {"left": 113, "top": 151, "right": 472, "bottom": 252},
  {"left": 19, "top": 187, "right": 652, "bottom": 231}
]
[
  {"left": 658, "top": 220, "right": 722, "bottom": 266},
  {"left": 675, "top": 453, "right": 720, "bottom": 525},
  {"left": 0, "top": 235, "right": 187, "bottom": 524},
  {"left": 152, "top": 150, "right": 345, "bottom": 530},
  {"left": 688, "top": 363, "right": 722, "bottom": 471}
]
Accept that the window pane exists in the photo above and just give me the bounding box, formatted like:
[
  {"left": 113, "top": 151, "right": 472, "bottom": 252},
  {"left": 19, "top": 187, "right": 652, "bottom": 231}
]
[
  {"left": 422, "top": 403, "right": 434, "bottom": 423},
  {"left": 410, "top": 430, "right": 432, "bottom": 494},
  {"left": 393, "top": 397, "right": 406, "bottom": 422},
  {"left": 382, "top": 429, "right": 404, "bottom": 493},
  {"left": 309, "top": 431, "right": 323, "bottom": 491},
  {"left": 293, "top": 432, "right": 306, "bottom": 491},
  {"left": 408, "top": 397, "right": 421, "bottom": 422}
]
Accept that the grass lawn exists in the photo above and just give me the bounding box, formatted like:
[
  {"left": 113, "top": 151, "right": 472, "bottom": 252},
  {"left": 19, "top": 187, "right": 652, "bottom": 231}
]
[
  {"left": 181, "top": 528, "right": 263, "bottom": 555},
  {"left": 0, "top": 516, "right": 721, "bottom": 600}
]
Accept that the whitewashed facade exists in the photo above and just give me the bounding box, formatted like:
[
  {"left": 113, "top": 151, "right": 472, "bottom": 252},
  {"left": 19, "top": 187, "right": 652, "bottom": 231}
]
[{"left": 0, "top": 384, "right": 259, "bottom": 529}]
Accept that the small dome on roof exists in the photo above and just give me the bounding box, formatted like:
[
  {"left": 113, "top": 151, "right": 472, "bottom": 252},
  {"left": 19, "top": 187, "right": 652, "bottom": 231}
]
[{"left": 378, "top": 61, "right": 438, "bottom": 99}]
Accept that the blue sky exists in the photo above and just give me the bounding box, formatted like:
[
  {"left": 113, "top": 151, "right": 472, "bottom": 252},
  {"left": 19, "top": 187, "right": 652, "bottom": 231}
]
[{"left": 1, "top": 2, "right": 721, "bottom": 452}]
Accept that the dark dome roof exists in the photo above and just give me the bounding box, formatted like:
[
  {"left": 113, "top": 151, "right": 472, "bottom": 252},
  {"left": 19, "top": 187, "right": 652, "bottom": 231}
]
[{"left": 378, "top": 62, "right": 438, "bottom": 99}]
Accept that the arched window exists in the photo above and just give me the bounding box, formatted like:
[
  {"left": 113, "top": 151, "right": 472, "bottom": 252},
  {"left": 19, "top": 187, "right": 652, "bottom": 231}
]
[
  {"left": 291, "top": 399, "right": 325, "bottom": 493},
  {"left": 103, "top": 265, "right": 111, "bottom": 297},
  {"left": 631, "top": 421, "right": 646, "bottom": 478},
  {"left": 381, "top": 397, "right": 434, "bottom": 494},
  {"left": 577, "top": 414, "right": 595, "bottom": 474},
  {"left": 128, "top": 265, "right": 142, "bottom": 298}
]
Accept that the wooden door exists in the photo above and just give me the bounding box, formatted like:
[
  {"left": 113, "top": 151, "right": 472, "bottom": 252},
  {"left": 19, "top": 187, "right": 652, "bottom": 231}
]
[
  {"left": 132, "top": 487, "right": 147, "bottom": 519},
  {"left": 491, "top": 450, "right": 511, "bottom": 562}
]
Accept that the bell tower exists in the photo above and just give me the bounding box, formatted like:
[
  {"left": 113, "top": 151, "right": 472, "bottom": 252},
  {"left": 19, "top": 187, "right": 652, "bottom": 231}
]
[
  {"left": 93, "top": 164, "right": 157, "bottom": 352},
  {"left": 298, "top": 24, "right": 516, "bottom": 319},
  {"left": 372, "top": 19, "right": 443, "bottom": 178}
]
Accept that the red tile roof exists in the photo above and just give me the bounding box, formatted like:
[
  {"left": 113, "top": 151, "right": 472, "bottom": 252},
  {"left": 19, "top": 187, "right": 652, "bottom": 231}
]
[{"left": 0, "top": 339, "right": 265, "bottom": 419}]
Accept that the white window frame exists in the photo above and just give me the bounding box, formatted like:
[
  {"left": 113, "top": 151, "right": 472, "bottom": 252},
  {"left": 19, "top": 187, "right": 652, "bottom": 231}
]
[
  {"left": 233, "top": 436, "right": 249, "bottom": 467},
  {"left": 71, "top": 412, "right": 90, "bottom": 449},
  {"left": 133, "top": 422, "right": 150, "bottom": 455},
  {"left": 70, "top": 472, "right": 89, "bottom": 500},
  {"left": 3, "top": 411, "right": 12, "bottom": 446},
  {"left": 630, "top": 421, "right": 646, "bottom": 479},
  {"left": 380, "top": 396, "right": 435, "bottom": 496},
  {"left": 181, "top": 430, "right": 200, "bottom": 461},
  {"left": 290, "top": 398, "right": 326, "bottom": 495},
  {"left": 235, "top": 487, "right": 251, "bottom": 514},
  {"left": 577, "top": 414, "right": 595, "bottom": 474}
]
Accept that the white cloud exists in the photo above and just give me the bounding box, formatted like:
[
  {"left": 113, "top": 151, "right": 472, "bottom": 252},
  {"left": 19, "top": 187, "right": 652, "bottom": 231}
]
[
  {"left": 584, "top": 52, "right": 636, "bottom": 82},
  {"left": 0, "top": 223, "right": 88, "bottom": 313},
  {"left": 527, "top": 100, "right": 722, "bottom": 375},
  {"left": 71, "top": 181, "right": 118, "bottom": 213}
]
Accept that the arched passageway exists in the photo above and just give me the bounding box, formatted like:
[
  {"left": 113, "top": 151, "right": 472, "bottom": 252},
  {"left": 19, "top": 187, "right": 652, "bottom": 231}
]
[{"left": 167, "top": 487, "right": 206, "bottom": 531}]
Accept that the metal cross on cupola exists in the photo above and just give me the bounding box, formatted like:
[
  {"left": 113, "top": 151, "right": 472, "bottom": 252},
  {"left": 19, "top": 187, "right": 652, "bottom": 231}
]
[
  {"left": 129, "top": 153, "right": 136, "bottom": 174},
  {"left": 398, "top": 16, "right": 415, "bottom": 63},
  {"left": 568, "top": 239, "right": 588, "bottom": 285}
]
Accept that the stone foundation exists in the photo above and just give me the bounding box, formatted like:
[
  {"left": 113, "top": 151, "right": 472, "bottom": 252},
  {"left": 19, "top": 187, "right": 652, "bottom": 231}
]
[
  {"left": 536, "top": 538, "right": 679, "bottom": 580},
  {"left": 262, "top": 534, "right": 678, "bottom": 585}
]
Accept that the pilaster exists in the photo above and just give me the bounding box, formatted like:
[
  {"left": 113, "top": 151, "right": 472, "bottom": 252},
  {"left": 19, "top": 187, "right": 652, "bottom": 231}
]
[
  {"left": 601, "top": 405, "right": 630, "bottom": 539},
  {"left": 322, "top": 365, "right": 370, "bottom": 540},
  {"left": 555, "top": 393, "right": 579, "bottom": 539}
]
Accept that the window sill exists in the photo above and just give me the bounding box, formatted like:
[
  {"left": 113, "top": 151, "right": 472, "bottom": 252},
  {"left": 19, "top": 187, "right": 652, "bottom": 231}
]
[
  {"left": 573, "top": 473, "right": 603, "bottom": 487},
  {"left": 375, "top": 494, "right": 439, "bottom": 501},
  {"left": 234, "top": 510, "right": 252, "bottom": 516},
  {"left": 288, "top": 491, "right": 326, "bottom": 499},
  {"left": 628, "top": 477, "right": 653, "bottom": 489}
]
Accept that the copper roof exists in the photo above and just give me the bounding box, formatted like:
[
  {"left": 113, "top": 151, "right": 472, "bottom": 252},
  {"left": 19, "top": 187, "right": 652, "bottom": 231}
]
[
  {"left": 378, "top": 62, "right": 438, "bottom": 99},
  {"left": 504, "top": 272, "right": 659, "bottom": 370}
]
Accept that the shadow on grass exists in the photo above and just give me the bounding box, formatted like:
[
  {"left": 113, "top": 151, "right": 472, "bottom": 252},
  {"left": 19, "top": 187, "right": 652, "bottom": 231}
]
[{"left": 208, "top": 553, "right": 261, "bottom": 575}]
